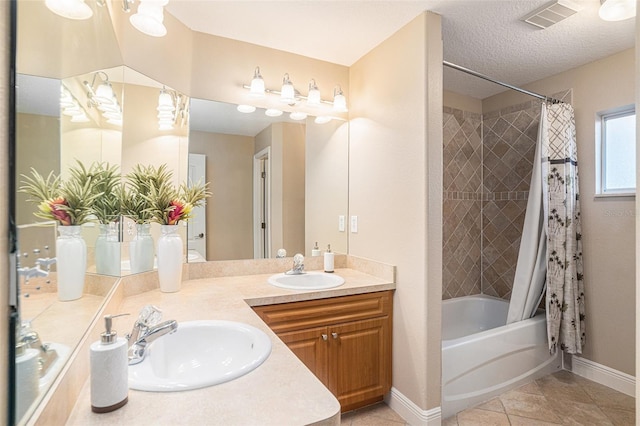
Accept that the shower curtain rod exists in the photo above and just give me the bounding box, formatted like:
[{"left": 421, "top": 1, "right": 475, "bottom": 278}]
[{"left": 443, "top": 61, "right": 562, "bottom": 104}]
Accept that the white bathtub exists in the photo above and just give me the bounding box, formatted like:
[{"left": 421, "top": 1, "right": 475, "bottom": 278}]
[{"left": 441, "top": 294, "right": 561, "bottom": 418}]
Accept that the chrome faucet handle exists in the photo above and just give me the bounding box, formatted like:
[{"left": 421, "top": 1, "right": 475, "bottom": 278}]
[
  {"left": 127, "top": 305, "right": 163, "bottom": 343},
  {"left": 286, "top": 253, "right": 305, "bottom": 275}
]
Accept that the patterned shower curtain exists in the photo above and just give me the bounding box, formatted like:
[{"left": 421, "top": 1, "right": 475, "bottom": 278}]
[{"left": 541, "top": 102, "right": 585, "bottom": 355}]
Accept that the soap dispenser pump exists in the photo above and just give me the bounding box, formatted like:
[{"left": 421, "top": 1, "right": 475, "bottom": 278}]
[
  {"left": 90, "top": 313, "right": 129, "bottom": 413},
  {"left": 312, "top": 242, "right": 321, "bottom": 257},
  {"left": 324, "top": 244, "right": 334, "bottom": 273}
]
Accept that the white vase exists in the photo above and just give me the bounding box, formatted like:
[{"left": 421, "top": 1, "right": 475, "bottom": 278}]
[
  {"left": 95, "top": 223, "right": 120, "bottom": 276},
  {"left": 130, "top": 223, "right": 155, "bottom": 274},
  {"left": 157, "top": 225, "right": 183, "bottom": 292},
  {"left": 56, "top": 225, "right": 86, "bottom": 301}
]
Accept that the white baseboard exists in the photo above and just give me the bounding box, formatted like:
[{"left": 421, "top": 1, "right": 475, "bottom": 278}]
[
  {"left": 571, "top": 355, "right": 635, "bottom": 397},
  {"left": 385, "top": 387, "right": 441, "bottom": 426}
]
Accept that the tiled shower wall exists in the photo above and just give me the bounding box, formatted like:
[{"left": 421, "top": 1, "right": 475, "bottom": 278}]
[
  {"left": 442, "top": 91, "right": 571, "bottom": 300},
  {"left": 442, "top": 108, "right": 483, "bottom": 299}
]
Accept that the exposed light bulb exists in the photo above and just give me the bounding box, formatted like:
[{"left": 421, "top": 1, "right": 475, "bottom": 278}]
[
  {"left": 158, "top": 89, "right": 175, "bottom": 111},
  {"left": 289, "top": 111, "right": 308, "bottom": 121},
  {"left": 95, "top": 81, "right": 115, "bottom": 104}
]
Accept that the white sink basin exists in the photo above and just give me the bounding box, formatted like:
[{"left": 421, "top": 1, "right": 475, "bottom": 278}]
[
  {"left": 129, "top": 320, "right": 271, "bottom": 392},
  {"left": 267, "top": 271, "right": 345, "bottom": 290}
]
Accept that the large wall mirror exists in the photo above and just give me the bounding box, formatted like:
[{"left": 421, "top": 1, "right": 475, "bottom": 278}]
[
  {"left": 188, "top": 99, "right": 348, "bottom": 261},
  {"left": 14, "top": 0, "right": 349, "bottom": 423}
]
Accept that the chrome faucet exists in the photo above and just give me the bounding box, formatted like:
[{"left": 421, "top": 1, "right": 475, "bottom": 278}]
[
  {"left": 127, "top": 305, "right": 177, "bottom": 365},
  {"left": 285, "top": 253, "right": 305, "bottom": 275},
  {"left": 17, "top": 322, "right": 58, "bottom": 378}
]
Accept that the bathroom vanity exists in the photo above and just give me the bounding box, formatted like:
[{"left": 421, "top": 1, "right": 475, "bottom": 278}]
[{"left": 33, "top": 256, "right": 395, "bottom": 425}]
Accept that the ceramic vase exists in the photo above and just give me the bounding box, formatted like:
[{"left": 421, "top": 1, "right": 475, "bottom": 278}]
[
  {"left": 56, "top": 225, "right": 86, "bottom": 301},
  {"left": 95, "top": 223, "right": 120, "bottom": 276},
  {"left": 129, "top": 223, "right": 154, "bottom": 274},
  {"left": 156, "top": 225, "right": 183, "bottom": 292}
]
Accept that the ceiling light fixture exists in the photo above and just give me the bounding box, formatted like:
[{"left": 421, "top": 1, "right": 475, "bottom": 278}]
[
  {"left": 599, "top": 0, "right": 636, "bottom": 21},
  {"left": 45, "top": 0, "right": 93, "bottom": 20},
  {"left": 314, "top": 116, "right": 331, "bottom": 124},
  {"left": 157, "top": 86, "right": 177, "bottom": 130},
  {"left": 130, "top": 0, "right": 169, "bottom": 37}
]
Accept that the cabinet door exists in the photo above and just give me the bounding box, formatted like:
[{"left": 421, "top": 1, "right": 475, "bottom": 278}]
[
  {"left": 328, "top": 316, "right": 392, "bottom": 411},
  {"left": 278, "top": 326, "right": 329, "bottom": 386}
]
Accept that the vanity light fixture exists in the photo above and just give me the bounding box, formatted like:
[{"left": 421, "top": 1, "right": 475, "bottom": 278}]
[
  {"left": 60, "top": 85, "right": 92, "bottom": 123},
  {"left": 241, "top": 67, "right": 348, "bottom": 117},
  {"left": 237, "top": 104, "right": 256, "bottom": 113},
  {"left": 265, "top": 108, "right": 283, "bottom": 117},
  {"left": 333, "top": 85, "right": 348, "bottom": 112},
  {"left": 599, "top": 0, "right": 636, "bottom": 20},
  {"left": 84, "top": 72, "right": 123, "bottom": 126},
  {"left": 249, "top": 67, "right": 266, "bottom": 98},
  {"left": 307, "top": 79, "right": 321, "bottom": 107},
  {"left": 129, "top": 0, "right": 169, "bottom": 37},
  {"left": 280, "top": 74, "right": 296, "bottom": 104},
  {"left": 45, "top": 0, "right": 93, "bottom": 20}
]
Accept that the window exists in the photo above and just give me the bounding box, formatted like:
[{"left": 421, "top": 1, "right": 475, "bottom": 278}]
[{"left": 596, "top": 106, "right": 636, "bottom": 196}]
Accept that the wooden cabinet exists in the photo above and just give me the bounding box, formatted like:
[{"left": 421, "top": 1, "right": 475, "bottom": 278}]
[{"left": 253, "top": 291, "right": 393, "bottom": 412}]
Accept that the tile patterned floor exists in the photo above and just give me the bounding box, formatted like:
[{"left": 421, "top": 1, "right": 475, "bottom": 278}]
[
  {"left": 443, "top": 371, "right": 635, "bottom": 426},
  {"left": 342, "top": 371, "right": 635, "bottom": 426}
]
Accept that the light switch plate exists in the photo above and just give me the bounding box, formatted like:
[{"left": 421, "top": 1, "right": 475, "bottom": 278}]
[
  {"left": 338, "top": 215, "right": 345, "bottom": 232},
  {"left": 350, "top": 215, "right": 358, "bottom": 233}
]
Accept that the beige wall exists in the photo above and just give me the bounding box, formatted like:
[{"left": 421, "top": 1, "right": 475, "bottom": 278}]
[
  {"left": 635, "top": 6, "right": 639, "bottom": 411},
  {"left": 189, "top": 130, "right": 254, "bottom": 260},
  {"left": 305, "top": 119, "right": 349, "bottom": 255},
  {"left": 349, "top": 12, "right": 443, "bottom": 411},
  {"left": 281, "top": 122, "right": 306, "bottom": 255},
  {"left": 16, "top": 113, "right": 61, "bottom": 225},
  {"left": 483, "top": 49, "right": 635, "bottom": 376},
  {"left": 443, "top": 90, "right": 482, "bottom": 114}
]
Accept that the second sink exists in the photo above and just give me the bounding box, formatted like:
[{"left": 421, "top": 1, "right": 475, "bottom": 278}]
[
  {"left": 268, "top": 271, "right": 345, "bottom": 290},
  {"left": 128, "top": 320, "right": 271, "bottom": 392}
]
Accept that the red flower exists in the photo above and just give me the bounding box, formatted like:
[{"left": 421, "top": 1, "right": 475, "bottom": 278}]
[
  {"left": 42, "top": 197, "right": 72, "bottom": 226},
  {"left": 167, "top": 200, "right": 185, "bottom": 225}
]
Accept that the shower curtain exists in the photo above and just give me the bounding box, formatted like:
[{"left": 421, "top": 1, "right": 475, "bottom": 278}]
[{"left": 507, "top": 102, "right": 585, "bottom": 355}]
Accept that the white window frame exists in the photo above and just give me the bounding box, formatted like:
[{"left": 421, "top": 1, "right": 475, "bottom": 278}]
[{"left": 595, "top": 105, "right": 636, "bottom": 197}]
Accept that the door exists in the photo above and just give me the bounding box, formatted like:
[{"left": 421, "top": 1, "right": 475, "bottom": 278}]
[
  {"left": 188, "top": 153, "right": 207, "bottom": 261},
  {"left": 253, "top": 147, "right": 270, "bottom": 258},
  {"left": 328, "top": 317, "right": 392, "bottom": 411},
  {"left": 278, "top": 326, "right": 329, "bottom": 386}
]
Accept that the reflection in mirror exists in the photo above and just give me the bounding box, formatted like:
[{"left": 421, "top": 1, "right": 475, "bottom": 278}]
[
  {"left": 15, "top": 221, "right": 118, "bottom": 422},
  {"left": 188, "top": 100, "right": 348, "bottom": 261}
]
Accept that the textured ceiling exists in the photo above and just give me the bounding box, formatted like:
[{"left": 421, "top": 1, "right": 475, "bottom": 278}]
[{"left": 166, "top": 0, "right": 635, "bottom": 100}]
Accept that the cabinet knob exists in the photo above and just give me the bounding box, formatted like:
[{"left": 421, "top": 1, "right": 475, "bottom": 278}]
[
  {"left": 322, "top": 334, "right": 328, "bottom": 341},
  {"left": 332, "top": 332, "right": 338, "bottom": 339}
]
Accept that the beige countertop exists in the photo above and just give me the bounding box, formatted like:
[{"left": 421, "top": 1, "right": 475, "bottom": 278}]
[{"left": 65, "top": 266, "right": 395, "bottom": 426}]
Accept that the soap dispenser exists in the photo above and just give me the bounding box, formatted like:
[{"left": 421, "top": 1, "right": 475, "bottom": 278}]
[
  {"left": 324, "top": 244, "right": 334, "bottom": 273},
  {"left": 312, "top": 242, "right": 321, "bottom": 257},
  {"left": 90, "top": 313, "right": 129, "bottom": 413}
]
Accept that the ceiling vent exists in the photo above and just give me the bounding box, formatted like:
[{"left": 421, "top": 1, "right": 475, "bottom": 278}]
[{"left": 522, "top": 0, "right": 581, "bottom": 29}]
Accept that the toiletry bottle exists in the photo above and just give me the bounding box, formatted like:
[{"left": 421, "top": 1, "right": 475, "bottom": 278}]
[
  {"left": 312, "top": 242, "right": 321, "bottom": 257},
  {"left": 324, "top": 244, "right": 334, "bottom": 273},
  {"left": 90, "top": 313, "right": 129, "bottom": 413}
]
